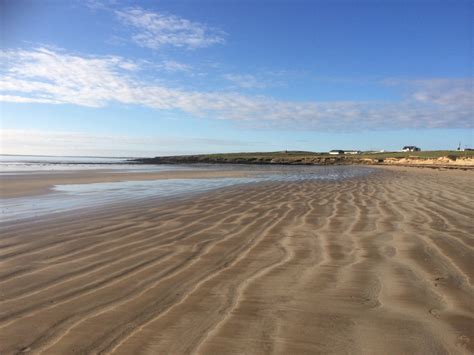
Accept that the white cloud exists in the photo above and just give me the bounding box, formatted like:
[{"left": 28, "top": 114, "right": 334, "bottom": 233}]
[
  {"left": 0, "top": 48, "right": 139, "bottom": 107},
  {"left": 0, "top": 129, "right": 260, "bottom": 156},
  {"left": 0, "top": 48, "right": 472, "bottom": 131},
  {"left": 160, "top": 60, "right": 191, "bottom": 73},
  {"left": 0, "top": 95, "right": 60, "bottom": 104},
  {"left": 223, "top": 74, "right": 268, "bottom": 89},
  {"left": 383, "top": 78, "right": 473, "bottom": 106},
  {"left": 410, "top": 79, "right": 472, "bottom": 108},
  {"left": 222, "top": 72, "right": 288, "bottom": 89},
  {"left": 115, "top": 7, "right": 225, "bottom": 50},
  {"left": 84, "top": 0, "right": 117, "bottom": 11}
]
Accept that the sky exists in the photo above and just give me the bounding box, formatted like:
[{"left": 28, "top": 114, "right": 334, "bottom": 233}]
[{"left": 0, "top": 0, "right": 473, "bottom": 157}]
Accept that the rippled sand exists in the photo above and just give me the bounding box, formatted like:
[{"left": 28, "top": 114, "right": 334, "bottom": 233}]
[
  {"left": 0, "top": 169, "right": 258, "bottom": 198},
  {"left": 0, "top": 167, "right": 473, "bottom": 354}
]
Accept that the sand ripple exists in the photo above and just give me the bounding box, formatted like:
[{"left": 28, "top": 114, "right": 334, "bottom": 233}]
[{"left": 0, "top": 168, "right": 473, "bottom": 354}]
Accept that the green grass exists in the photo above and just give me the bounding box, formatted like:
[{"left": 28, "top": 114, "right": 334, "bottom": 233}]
[
  {"left": 206, "top": 151, "right": 322, "bottom": 157},
  {"left": 204, "top": 151, "right": 326, "bottom": 161},
  {"left": 202, "top": 150, "right": 474, "bottom": 160},
  {"left": 360, "top": 150, "right": 474, "bottom": 159},
  {"left": 141, "top": 150, "right": 474, "bottom": 165}
]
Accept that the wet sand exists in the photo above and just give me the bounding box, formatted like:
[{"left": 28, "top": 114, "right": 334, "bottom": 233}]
[
  {"left": 0, "top": 169, "right": 257, "bottom": 198},
  {"left": 0, "top": 167, "right": 473, "bottom": 354}
]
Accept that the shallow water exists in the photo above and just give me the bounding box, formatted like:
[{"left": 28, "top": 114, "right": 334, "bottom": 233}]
[
  {"left": 0, "top": 165, "right": 374, "bottom": 222},
  {"left": 0, "top": 155, "right": 199, "bottom": 173}
]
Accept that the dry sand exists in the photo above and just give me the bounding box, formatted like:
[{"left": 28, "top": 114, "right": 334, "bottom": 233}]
[{"left": 0, "top": 167, "right": 473, "bottom": 354}]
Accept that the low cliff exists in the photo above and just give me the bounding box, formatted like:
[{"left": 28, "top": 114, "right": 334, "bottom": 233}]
[{"left": 134, "top": 151, "right": 474, "bottom": 169}]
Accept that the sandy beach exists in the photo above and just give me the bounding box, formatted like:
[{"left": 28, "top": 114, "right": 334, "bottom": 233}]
[
  {"left": 0, "top": 169, "right": 258, "bottom": 198},
  {"left": 0, "top": 167, "right": 473, "bottom": 354}
]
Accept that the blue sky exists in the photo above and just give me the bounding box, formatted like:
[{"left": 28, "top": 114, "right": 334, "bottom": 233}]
[{"left": 1, "top": 0, "right": 472, "bottom": 156}]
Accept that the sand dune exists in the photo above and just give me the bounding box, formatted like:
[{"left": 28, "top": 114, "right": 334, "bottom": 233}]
[{"left": 0, "top": 168, "right": 473, "bottom": 354}]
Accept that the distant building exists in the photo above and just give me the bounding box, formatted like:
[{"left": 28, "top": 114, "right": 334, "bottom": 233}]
[
  {"left": 402, "top": 146, "right": 421, "bottom": 152},
  {"left": 329, "top": 150, "right": 361, "bottom": 155}
]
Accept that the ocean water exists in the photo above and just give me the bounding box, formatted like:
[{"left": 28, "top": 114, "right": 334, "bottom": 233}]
[
  {"left": 0, "top": 155, "right": 194, "bottom": 173},
  {"left": 0, "top": 156, "right": 374, "bottom": 222}
]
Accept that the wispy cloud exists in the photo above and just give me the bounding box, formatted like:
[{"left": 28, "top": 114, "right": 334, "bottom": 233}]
[
  {"left": 115, "top": 7, "right": 226, "bottom": 50},
  {"left": 0, "top": 129, "right": 261, "bottom": 156},
  {"left": 0, "top": 47, "right": 140, "bottom": 107},
  {"left": 223, "top": 73, "right": 269, "bottom": 89},
  {"left": 1, "top": 48, "right": 472, "bottom": 131},
  {"left": 383, "top": 78, "right": 473, "bottom": 107},
  {"left": 84, "top": 0, "right": 117, "bottom": 11},
  {"left": 222, "top": 71, "right": 288, "bottom": 89},
  {"left": 159, "top": 60, "right": 191, "bottom": 73}
]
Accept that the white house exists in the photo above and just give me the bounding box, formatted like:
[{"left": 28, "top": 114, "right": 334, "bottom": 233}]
[
  {"left": 402, "top": 146, "right": 421, "bottom": 152},
  {"left": 329, "top": 150, "right": 361, "bottom": 155}
]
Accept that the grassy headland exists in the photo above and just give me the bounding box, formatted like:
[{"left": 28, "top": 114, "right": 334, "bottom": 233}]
[{"left": 135, "top": 150, "right": 474, "bottom": 168}]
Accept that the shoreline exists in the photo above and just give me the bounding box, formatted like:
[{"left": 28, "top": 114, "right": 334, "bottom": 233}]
[
  {"left": 137, "top": 160, "right": 474, "bottom": 170},
  {"left": 1, "top": 163, "right": 471, "bottom": 200},
  {"left": 0, "top": 169, "right": 259, "bottom": 198},
  {"left": 0, "top": 166, "right": 375, "bottom": 222}
]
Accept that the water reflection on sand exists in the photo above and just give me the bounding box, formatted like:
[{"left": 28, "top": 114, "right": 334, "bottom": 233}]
[{"left": 1, "top": 165, "right": 374, "bottom": 222}]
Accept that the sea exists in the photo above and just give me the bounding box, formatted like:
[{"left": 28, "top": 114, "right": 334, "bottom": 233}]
[{"left": 0, "top": 154, "right": 189, "bottom": 173}]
